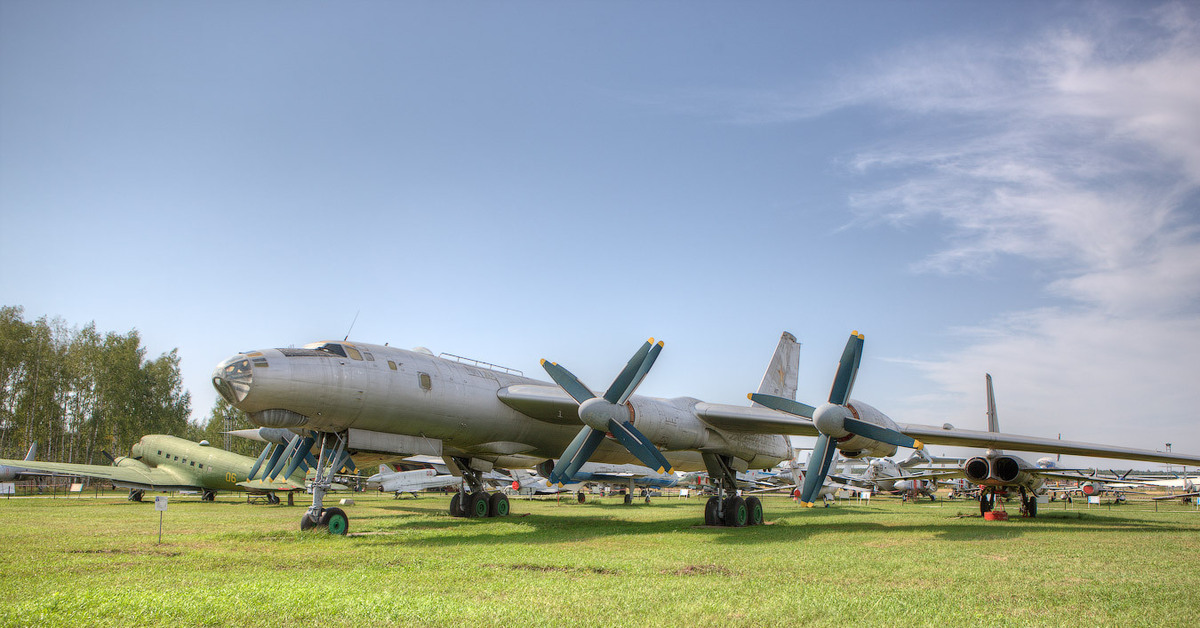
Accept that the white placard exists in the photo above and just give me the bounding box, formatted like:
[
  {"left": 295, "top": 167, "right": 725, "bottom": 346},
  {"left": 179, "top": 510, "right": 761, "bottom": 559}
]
[
  {"left": 1088, "top": 496, "right": 1100, "bottom": 505},
  {"left": 69, "top": 483, "right": 83, "bottom": 493},
  {"left": 155, "top": 496, "right": 169, "bottom": 511}
]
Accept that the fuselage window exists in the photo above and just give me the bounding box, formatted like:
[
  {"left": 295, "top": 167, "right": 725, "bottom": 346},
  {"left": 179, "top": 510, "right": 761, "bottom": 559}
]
[
  {"left": 363, "top": 351, "right": 375, "bottom": 361},
  {"left": 157, "top": 450, "right": 162, "bottom": 456},
  {"left": 198, "top": 463, "right": 203, "bottom": 469},
  {"left": 419, "top": 372, "right": 432, "bottom": 390},
  {"left": 174, "top": 456, "right": 179, "bottom": 461},
  {"left": 191, "top": 461, "right": 195, "bottom": 466},
  {"left": 387, "top": 360, "right": 397, "bottom": 370},
  {"left": 345, "top": 346, "right": 364, "bottom": 361}
]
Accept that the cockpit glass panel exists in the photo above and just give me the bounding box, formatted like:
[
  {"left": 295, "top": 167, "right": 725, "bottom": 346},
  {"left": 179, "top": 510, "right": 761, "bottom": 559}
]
[
  {"left": 345, "top": 346, "right": 363, "bottom": 361},
  {"left": 315, "top": 343, "right": 347, "bottom": 358}
]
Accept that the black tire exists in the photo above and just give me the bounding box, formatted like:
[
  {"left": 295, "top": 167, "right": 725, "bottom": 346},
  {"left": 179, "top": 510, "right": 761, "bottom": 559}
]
[
  {"left": 320, "top": 507, "right": 349, "bottom": 535},
  {"left": 745, "top": 496, "right": 764, "bottom": 526},
  {"left": 576, "top": 491, "right": 586, "bottom": 503},
  {"left": 300, "top": 511, "right": 320, "bottom": 531},
  {"left": 623, "top": 493, "right": 632, "bottom": 505},
  {"left": 704, "top": 496, "right": 721, "bottom": 526},
  {"left": 468, "top": 492, "right": 490, "bottom": 518},
  {"left": 202, "top": 490, "right": 215, "bottom": 502},
  {"left": 449, "top": 492, "right": 464, "bottom": 517},
  {"left": 267, "top": 493, "right": 280, "bottom": 505},
  {"left": 129, "top": 490, "right": 144, "bottom": 502},
  {"left": 488, "top": 492, "right": 510, "bottom": 517},
  {"left": 1027, "top": 498, "right": 1037, "bottom": 518},
  {"left": 980, "top": 493, "right": 993, "bottom": 515},
  {"left": 723, "top": 496, "right": 748, "bottom": 527}
]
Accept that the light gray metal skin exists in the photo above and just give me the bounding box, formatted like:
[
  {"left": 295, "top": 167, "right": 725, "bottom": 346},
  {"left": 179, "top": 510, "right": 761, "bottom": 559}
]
[{"left": 213, "top": 339, "right": 796, "bottom": 526}]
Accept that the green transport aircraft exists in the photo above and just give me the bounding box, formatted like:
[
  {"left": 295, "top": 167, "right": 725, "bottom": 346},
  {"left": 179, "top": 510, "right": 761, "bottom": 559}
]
[{"left": 0, "top": 434, "right": 324, "bottom": 503}]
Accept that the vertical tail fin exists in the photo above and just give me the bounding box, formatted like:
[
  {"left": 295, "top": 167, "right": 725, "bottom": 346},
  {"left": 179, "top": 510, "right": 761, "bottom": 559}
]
[
  {"left": 985, "top": 374, "right": 999, "bottom": 433},
  {"left": 24, "top": 442, "right": 37, "bottom": 461},
  {"left": 753, "top": 331, "right": 800, "bottom": 403}
]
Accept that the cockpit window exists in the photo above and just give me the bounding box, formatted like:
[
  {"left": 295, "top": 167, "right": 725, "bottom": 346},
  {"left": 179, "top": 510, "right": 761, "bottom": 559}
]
[
  {"left": 345, "top": 346, "right": 363, "bottom": 361},
  {"left": 315, "top": 343, "right": 347, "bottom": 358},
  {"left": 223, "top": 359, "right": 252, "bottom": 377}
]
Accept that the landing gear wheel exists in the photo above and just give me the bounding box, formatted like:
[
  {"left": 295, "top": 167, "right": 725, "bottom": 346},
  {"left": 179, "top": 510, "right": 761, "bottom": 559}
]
[
  {"left": 129, "top": 490, "right": 144, "bottom": 502},
  {"left": 1025, "top": 497, "right": 1037, "bottom": 518},
  {"left": 745, "top": 496, "right": 764, "bottom": 526},
  {"left": 300, "top": 511, "right": 320, "bottom": 531},
  {"left": 980, "top": 493, "right": 993, "bottom": 515},
  {"left": 488, "top": 492, "right": 510, "bottom": 517},
  {"left": 723, "top": 496, "right": 748, "bottom": 527},
  {"left": 320, "top": 507, "right": 349, "bottom": 535},
  {"left": 267, "top": 493, "right": 280, "bottom": 505},
  {"left": 704, "top": 496, "right": 721, "bottom": 526},
  {"left": 468, "top": 492, "right": 490, "bottom": 518},
  {"left": 449, "top": 492, "right": 464, "bottom": 517},
  {"left": 644, "top": 495, "right": 651, "bottom": 504},
  {"left": 577, "top": 491, "right": 586, "bottom": 503},
  {"left": 202, "top": 490, "right": 216, "bottom": 502},
  {"left": 623, "top": 493, "right": 632, "bottom": 505}
]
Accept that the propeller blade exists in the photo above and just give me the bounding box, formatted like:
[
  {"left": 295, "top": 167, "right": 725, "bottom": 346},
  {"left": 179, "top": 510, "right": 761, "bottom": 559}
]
[
  {"left": 828, "top": 332, "right": 864, "bottom": 406},
  {"left": 607, "top": 419, "right": 673, "bottom": 474},
  {"left": 101, "top": 449, "right": 117, "bottom": 465},
  {"left": 282, "top": 436, "right": 316, "bottom": 479},
  {"left": 540, "top": 360, "right": 596, "bottom": 404},
  {"left": 799, "top": 434, "right": 837, "bottom": 506},
  {"left": 247, "top": 443, "right": 273, "bottom": 480},
  {"left": 607, "top": 339, "right": 665, "bottom": 405},
  {"left": 549, "top": 427, "right": 606, "bottom": 485},
  {"left": 267, "top": 435, "right": 300, "bottom": 480},
  {"left": 748, "top": 393, "right": 817, "bottom": 418},
  {"left": 843, "top": 417, "right": 923, "bottom": 450}
]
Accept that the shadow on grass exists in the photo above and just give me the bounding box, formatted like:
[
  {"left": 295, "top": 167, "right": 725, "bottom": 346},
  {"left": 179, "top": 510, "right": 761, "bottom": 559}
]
[{"left": 328, "top": 494, "right": 1200, "bottom": 549}]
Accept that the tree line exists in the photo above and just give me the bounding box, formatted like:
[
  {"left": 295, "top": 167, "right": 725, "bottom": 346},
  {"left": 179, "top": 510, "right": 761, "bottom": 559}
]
[{"left": 0, "top": 305, "right": 258, "bottom": 463}]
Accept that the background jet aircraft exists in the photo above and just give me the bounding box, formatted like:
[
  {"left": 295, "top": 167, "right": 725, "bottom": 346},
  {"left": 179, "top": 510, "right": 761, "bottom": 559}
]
[
  {"left": 214, "top": 331, "right": 1200, "bottom": 533},
  {"left": 748, "top": 332, "right": 1200, "bottom": 516},
  {"left": 367, "top": 464, "right": 461, "bottom": 498},
  {"left": 0, "top": 442, "right": 40, "bottom": 482},
  {"left": 0, "top": 434, "right": 313, "bottom": 502}
]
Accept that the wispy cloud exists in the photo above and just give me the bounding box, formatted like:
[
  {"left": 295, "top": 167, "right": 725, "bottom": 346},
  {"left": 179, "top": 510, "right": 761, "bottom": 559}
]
[{"left": 835, "top": 4, "right": 1200, "bottom": 453}]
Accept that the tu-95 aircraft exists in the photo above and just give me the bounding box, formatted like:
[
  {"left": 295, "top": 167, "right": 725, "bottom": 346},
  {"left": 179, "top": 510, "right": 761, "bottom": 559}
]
[{"left": 213, "top": 331, "right": 1200, "bottom": 533}]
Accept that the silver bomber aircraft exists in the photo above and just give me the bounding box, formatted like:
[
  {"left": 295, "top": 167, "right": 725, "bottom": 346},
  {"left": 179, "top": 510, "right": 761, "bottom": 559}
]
[
  {"left": 212, "top": 333, "right": 803, "bottom": 531},
  {"left": 214, "top": 331, "right": 1200, "bottom": 533}
]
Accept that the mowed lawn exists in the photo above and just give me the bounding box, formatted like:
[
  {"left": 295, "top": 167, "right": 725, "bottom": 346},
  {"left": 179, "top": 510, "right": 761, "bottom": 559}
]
[{"left": 1, "top": 491, "right": 1198, "bottom": 627}]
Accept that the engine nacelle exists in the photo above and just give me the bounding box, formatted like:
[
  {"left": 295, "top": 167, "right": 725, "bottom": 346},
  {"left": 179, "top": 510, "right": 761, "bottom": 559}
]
[
  {"left": 1080, "top": 482, "right": 1101, "bottom": 496},
  {"left": 963, "top": 454, "right": 1044, "bottom": 491},
  {"left": 627, "top": 396, "right": 709, "bottom": 452},
  {"left": 832, "top": 401, "right": 900, "bottom": 459}
]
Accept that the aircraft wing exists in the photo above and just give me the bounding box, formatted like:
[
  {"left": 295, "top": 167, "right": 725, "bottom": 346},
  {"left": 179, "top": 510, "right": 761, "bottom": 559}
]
[
  {"left": 894, "top": 424, "right": 1200, "bottom": 466},
  {"left": 692, "top": 403, "right": 819, "bottom": 435},
  {"left": 0, "top": 458, "right": 194, "bottom": 490}
]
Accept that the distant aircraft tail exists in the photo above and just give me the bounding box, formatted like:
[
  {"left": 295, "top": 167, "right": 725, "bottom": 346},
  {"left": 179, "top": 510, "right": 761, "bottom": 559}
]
[
  {"left": 24, "top": 442, "right": 37, "bottom": 461},
  {"left": 378, "top": 463, "right": 393, "bottom": 475},
  {"left": 753, "top": 332, "right": 800, "bottom": 403},
  {"left": 985, "top": 374, "right": 999, "bottom": 433}
]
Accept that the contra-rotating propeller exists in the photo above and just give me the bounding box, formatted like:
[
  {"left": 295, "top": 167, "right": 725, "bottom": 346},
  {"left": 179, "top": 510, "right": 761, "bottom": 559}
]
[
  {"left": 541, "top": 338, "right": 674, "bottom": 486},
  {"left": 750, "top": 331, "right": 923, "bottom": 506}
]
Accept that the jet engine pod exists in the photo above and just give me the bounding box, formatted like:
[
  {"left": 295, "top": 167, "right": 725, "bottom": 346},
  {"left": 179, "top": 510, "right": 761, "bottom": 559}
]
[{"left": 965, "top": 456, "right": 992, "bottom": 483}]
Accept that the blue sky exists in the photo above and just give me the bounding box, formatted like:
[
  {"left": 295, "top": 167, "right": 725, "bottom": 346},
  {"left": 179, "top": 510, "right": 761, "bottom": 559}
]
[{"left": 3, "top": 1, "right": 1198, "bottom": 467}]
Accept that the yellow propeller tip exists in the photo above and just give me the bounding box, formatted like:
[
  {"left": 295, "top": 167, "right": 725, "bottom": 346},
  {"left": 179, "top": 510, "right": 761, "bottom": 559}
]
[
  {"left": 656, "top": 467, "right": 665, "bottom": 474},
  {"left": 747, "top": 393, "right": 754, "bottom": 400},
  {"left": 914, "top": 439, "right": 925, "bottom": 450},
  {"left": 539, "top": 359, "right": 546, "bottom": 365},
  {"left": 657, "top": 340, "right": 664, "bottom": 347},
  {"left": 851, "top": 330, "right": 858, "bottom": 336}
]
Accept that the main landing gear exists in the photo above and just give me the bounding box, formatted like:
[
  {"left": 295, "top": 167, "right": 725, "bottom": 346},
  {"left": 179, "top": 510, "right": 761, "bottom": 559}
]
[
  {"left": 446, "top": 456, "right": 510, "bottom": 519},
  {"left": 128, "top": 489, "right": 145, "bottom": 502},
  {"left": 301, "top": 431, "right": 353, "bottom": 535},
  {"left": 701, "top": 453, "right": 764, "bottom": 527},
  {"left": 1018, "top": 487, "right": 1038, "bottom": 518}
]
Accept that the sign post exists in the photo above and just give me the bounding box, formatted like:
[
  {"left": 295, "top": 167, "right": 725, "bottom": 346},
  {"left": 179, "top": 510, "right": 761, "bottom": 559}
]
[{"left": 154, "top": 496, "right": 168, "bottom": 543}]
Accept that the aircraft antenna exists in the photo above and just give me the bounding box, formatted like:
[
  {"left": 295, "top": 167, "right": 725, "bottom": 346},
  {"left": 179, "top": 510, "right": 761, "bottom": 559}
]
[{"left": 344, "top": 310, "right": 360, "bottom": 341}]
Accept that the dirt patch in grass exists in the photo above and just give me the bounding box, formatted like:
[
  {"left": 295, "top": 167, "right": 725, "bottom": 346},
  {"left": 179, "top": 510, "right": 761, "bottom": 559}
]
[
  {"left": 499, "top": 563, "right": 616, "bottom": 575},
  {"left": 668, "top": 564, "right": 733, "bottom": 576},
  {"left": 68, "top": 548, "right": 182, "bottom": 557}
]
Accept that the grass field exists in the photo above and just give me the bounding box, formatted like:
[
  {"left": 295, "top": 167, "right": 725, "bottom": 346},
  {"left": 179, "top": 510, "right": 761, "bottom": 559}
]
[{"left": 1, "top": 491, "right": 1198, "bottom": 627}]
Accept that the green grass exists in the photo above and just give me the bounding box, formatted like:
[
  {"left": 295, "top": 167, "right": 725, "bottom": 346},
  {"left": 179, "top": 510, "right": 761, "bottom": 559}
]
[{"left": 2, "top": 492, "right": 1198, "bottom": 627}]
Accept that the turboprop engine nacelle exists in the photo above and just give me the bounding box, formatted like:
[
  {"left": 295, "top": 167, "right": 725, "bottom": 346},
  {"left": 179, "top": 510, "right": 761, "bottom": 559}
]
[
  {"left": 964, "top": 454, "right": 1044, "bottom": 491},
  {"left": 816, "top": 401, "right": 901, "bottom": 459}
]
